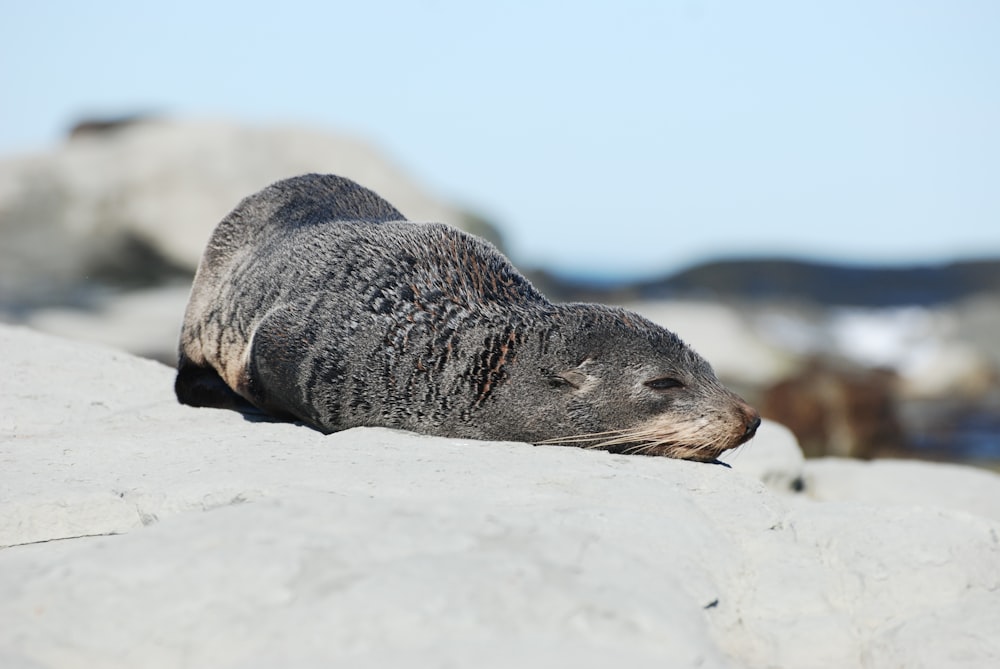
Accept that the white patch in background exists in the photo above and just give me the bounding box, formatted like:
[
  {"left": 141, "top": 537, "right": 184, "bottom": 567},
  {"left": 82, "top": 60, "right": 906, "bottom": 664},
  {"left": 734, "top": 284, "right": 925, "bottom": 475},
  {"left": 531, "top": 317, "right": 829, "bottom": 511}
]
[{"left": 754, "top": 304, "right": 993, "bottom": 398}]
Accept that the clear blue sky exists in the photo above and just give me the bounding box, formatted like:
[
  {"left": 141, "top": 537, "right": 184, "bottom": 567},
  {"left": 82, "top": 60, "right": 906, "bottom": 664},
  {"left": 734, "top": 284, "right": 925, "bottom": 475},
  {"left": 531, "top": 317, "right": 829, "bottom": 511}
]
[{"left": 2, "top": 1, "right": 998, "bottom": 278}]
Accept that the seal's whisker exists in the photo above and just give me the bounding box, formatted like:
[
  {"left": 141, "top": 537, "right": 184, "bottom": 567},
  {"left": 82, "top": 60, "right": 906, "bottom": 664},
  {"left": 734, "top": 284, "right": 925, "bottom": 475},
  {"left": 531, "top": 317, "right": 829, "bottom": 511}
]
[
  {"left": 557, "top": 423, "right": 699, "bottom": 454},
  {"left": 537, "top": 406, "right": 752, "bottom": 459},
  {"left": 622, "top": 441, "right": 658, "bottom": 456},
  {"left": 588, "top": 431, "right": 658, "bottom": 449},
  {"left": 639, "top": 440, "right": 676, "bottom": 457},
  {"left": 590, "top": 430, "right": 676, "bottom": 452},
  {"left": 535, "top": 429, "right": 636, "bottom": 445}
]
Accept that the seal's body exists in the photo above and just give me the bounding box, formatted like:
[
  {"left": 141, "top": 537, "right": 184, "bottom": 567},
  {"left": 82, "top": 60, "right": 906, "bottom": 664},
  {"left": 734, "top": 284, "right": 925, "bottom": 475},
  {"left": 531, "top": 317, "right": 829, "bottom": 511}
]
[{"left": 177, "top": 174, "right": 759, "bottom": 461}]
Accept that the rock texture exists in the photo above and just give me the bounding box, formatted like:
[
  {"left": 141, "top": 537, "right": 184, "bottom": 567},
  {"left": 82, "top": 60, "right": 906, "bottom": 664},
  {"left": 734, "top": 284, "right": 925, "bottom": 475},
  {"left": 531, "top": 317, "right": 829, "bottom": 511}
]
[{"left": 2, "top": 324, "right": 999, "bottom": 668}]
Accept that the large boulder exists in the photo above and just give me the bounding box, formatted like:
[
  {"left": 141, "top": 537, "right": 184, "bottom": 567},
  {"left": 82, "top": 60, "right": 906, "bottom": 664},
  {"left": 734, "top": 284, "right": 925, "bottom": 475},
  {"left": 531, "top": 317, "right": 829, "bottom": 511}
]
[
  {"left": 0, "top": 118, "right": 488, "bottom": 310},
  {"left": 2, "top": 324, "right": 999, "bottom": 668}
]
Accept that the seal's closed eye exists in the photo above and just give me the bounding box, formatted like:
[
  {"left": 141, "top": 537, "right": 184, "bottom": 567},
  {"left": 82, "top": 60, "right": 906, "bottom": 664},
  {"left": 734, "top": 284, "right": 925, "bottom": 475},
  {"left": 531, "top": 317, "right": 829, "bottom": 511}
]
[{"left": 645, "top": 377, "right": 685, "bottom": 391}]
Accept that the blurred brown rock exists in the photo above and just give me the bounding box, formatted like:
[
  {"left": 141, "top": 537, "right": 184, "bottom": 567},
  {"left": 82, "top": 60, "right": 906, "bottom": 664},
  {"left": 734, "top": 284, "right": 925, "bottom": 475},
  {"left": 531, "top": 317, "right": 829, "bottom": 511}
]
[{"left": 761, "top": 358, "right": 905, "bottom": 459}]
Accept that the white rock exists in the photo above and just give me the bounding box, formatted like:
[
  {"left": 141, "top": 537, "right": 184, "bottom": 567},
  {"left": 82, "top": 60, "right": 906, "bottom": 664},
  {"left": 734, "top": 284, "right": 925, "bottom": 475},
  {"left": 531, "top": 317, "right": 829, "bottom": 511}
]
[
  {"left": 720, "top": 420, "right": 806, "bottom": 493},
  {"left": 1, "top": 325, "right": 999, "bottom": 668},
  {"left": 20, "top": 284, "right": 190, "bottom": 363},
  {"left": 898, "top": 341, "right": 996, "bottom": 399},
  {"left": 804, "top": 457, "right": 1000, "bottom": 522}
]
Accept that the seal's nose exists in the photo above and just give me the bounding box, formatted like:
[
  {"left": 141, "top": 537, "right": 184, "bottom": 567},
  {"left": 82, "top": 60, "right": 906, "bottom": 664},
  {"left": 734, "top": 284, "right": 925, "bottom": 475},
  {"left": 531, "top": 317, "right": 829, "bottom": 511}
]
[
  {"left": 727, "top": 399, "right": 761, "bottom": 448},
  {"left": 736, "top": 403, "right": 761, "bottom": 443}
]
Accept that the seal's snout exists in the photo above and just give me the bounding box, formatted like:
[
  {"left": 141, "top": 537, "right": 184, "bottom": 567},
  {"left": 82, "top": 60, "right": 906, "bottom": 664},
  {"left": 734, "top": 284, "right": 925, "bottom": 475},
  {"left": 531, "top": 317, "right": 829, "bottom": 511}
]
[{"left": 733, "top": 401, "right": 761, "bottom": 445}]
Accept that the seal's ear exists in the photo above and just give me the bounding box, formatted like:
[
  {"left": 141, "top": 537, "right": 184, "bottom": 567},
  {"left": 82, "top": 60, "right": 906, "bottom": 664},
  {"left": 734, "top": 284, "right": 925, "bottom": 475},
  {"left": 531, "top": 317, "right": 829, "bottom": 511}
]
[{"left": 548, "top": 369, "right": 589, "bottom": 390}]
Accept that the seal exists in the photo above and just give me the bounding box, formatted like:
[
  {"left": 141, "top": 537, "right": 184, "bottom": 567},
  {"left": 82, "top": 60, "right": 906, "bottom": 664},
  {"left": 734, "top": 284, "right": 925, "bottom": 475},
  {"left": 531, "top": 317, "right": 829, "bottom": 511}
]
[{"left": 176, "top": 174, "right": 760, "bottom": 461}]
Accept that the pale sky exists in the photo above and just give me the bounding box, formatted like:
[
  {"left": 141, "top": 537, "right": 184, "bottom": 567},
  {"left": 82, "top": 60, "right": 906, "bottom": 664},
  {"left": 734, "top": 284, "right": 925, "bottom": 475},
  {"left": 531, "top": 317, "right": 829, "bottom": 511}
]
[{"left": 2, "top": 1, "right": 998, "bottom": 278}]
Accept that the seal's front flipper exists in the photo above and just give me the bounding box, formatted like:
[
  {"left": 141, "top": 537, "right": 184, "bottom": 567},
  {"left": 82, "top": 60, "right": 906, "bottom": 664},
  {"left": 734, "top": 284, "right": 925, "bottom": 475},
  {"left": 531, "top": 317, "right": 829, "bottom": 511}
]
[
  {"left": 175, "top": 355, "right": 258, "bottom": 413},
  {"left": 240, "top": 307, "right": 325, "bottom": 429}
]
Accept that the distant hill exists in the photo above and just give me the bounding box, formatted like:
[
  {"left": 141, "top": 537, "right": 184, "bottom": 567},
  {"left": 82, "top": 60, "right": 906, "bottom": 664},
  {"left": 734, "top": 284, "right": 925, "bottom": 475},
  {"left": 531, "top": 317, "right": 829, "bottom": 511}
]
[{"left": 533, "top": 258, "right": 1000, "bottom": 307}]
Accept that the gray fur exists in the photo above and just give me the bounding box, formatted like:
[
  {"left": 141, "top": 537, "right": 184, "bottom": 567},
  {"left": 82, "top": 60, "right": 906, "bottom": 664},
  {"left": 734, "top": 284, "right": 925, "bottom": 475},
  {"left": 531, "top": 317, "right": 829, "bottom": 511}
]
[{"left": 177, "top": 174, "right": 759, "bottom": 460}]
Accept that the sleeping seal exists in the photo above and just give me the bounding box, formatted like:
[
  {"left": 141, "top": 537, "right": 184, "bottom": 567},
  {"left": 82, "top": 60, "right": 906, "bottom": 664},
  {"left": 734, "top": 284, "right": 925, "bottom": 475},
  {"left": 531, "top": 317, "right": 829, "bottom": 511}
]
[{"left": 176, "top": 174, "right": 760, "bottom": 461}]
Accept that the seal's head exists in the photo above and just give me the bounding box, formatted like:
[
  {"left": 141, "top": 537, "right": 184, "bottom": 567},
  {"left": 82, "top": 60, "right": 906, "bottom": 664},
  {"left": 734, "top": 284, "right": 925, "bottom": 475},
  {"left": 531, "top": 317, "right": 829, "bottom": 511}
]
[{"left": 516, "top": 305, "right": 760, "bottom": 462}]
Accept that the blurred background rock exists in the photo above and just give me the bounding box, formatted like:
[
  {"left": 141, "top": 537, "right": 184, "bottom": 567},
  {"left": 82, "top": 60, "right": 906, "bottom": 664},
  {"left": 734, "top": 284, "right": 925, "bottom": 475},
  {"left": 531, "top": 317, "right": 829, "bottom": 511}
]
[{"left": 2, "top": 2, "right": 997, "bottom": 466}]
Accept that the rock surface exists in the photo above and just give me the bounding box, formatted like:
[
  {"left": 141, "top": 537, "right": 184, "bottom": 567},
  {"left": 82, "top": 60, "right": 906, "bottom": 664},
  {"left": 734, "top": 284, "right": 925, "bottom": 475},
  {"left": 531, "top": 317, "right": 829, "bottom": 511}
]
[{"left": 2, "top": 324, "right": 999, "bottom": 668}]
